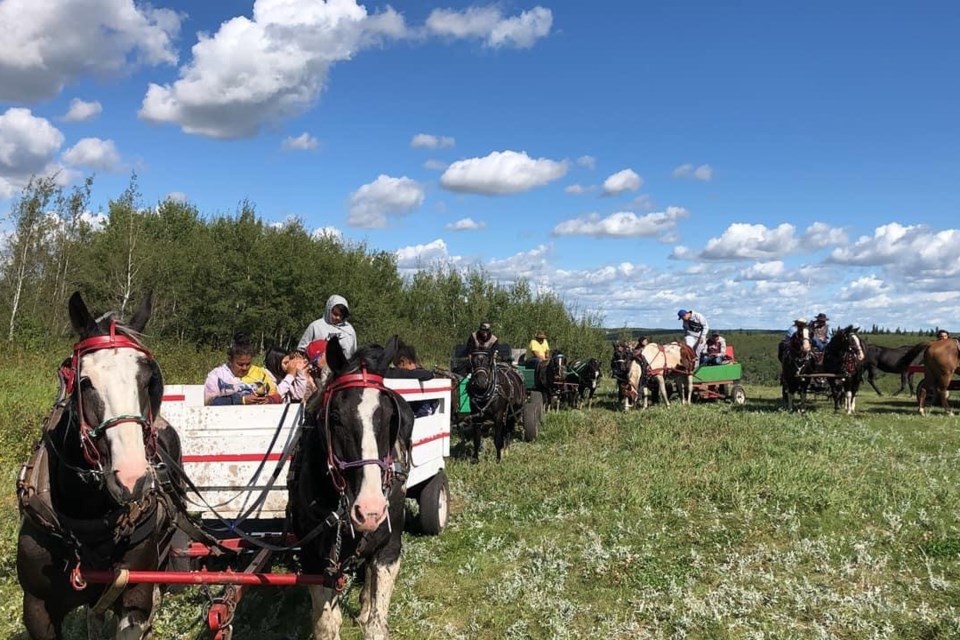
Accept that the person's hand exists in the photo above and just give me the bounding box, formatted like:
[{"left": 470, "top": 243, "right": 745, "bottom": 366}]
[{"left": 243, "top": 394, "right": 267, "bottom": 405}]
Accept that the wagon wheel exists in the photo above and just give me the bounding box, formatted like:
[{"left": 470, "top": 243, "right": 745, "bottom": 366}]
[
  {"left": 522, "top": 392, "right": 543, "bottom": 442},
  {"left": 730, "top": 384, "right": 746, "bottom": 406},
  {"left": 418, "top": 470, "right": 449, "bottom": 535}
]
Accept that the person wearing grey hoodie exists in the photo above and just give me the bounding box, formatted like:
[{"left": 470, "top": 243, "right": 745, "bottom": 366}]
[{"left": 297, "top": 294, "right": 358, "bottom": 358}]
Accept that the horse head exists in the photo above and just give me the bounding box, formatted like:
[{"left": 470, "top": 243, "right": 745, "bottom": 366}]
[
  {"left": 547, "top": 352, "right": 566, "bottom": 383},
  {"left": 66, "top": 291, "right": 161, "bottom": 505},
  {"left": 321, "top": 336, "right": 414, "bottom": 533},
  {"left": 610, "top": 342, "right": 631, "bottom": 381},
  {"left": 467, "top": 349, "right": 497, "bottom": 397}
]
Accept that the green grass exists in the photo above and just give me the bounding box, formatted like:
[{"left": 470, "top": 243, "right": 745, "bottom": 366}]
[{"left": 2, "top": 341, "right": 959, "bottom": 638}]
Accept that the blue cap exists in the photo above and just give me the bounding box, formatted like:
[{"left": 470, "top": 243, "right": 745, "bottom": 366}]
[{"left": 677, "top": 309, "right": 688, "bottom": 318}]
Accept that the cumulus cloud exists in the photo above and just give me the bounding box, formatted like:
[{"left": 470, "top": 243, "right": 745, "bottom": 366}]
[
  {"left": 425, "top": 5, "right": 552, "bottom": 48},
  {"left": 63, "top": 99, "right": 103, "bottom": 122},
  {"left": 601, "top": 168, "right": 642, "bottom": 195},
  {"left": 440, "top": 150, "right": 567, "bottom": 195},
  {"left": 139, "top": 1, "right": 407, "bottom": 139},
  {"left": 395, "top": 238, "right": 459, "bottom": 270},
  {"left": 282, "top": 133, "right": 319, "bottom": 151},
  {"left": 552, "top": 206, "right": 689, "bottom": 238},
  {"left": 0, "top": 0, "right": 181, "bottom": 101},
  {"left": 411, "top": 133, "right": 454, "bottom": 149},
  {"left": 62, "top": 138, "right": 122, "bottom": 171},
  {"left": 576, "top": 155, "right": 596, "bottom": 170},
  {"left": 139, "top": 2, "right": 550, "bottom": 139},
  {"left": 698, "top": 222, "right": 846, "bottom": 261},
  {"left": 740, "top": 261, "right": 785, "bottom": 281},
  {"left": 312, "top": 225, "right": 343, "bottom": 242},
  {"left": 445, "top": 217, "right": 485, "bottom": 231},
  {"left": 0, "top": 108, "right": 65, "bottom": 198},
  {"left": 829, "top": 223, "right": 960, "bottom": 277},
  {"left": 564, "top": 183, "right": 593, "bottom": 195},
  {"left": 347, "top": 174, "right": 425, "bottom": 228},
  {"left": 673, "top": 163, "right": 713, "bottom": 181}
]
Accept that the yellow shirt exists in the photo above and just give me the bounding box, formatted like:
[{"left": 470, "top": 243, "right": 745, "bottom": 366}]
[{"left": 527, "top": 338, "right": 550, "bottom": 360}]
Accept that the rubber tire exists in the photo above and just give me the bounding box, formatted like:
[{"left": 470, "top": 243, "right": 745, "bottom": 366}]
[
  {"left": 418, "top": 470, "right": 449, "bottom": 536},
  {"left": 522, "top": 392, "right": 543, "bottom": 442},
  {"left": 730, "top": 384, "right": 746, "bottom": 405}
]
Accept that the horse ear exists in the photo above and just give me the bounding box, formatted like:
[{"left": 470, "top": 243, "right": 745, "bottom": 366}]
[
  {"left": 68, "top": 291, "right": 97, "bottom": 337},
  {"left": 326, "top": 336, "right": 347, "bottom": 374},
  {"left": 383, "top": 335, "right": 400, "bottom": 369},
  {"left": 148, "top": 360, "right": 164, "bottom": 417},
  {"left": 127, "top": 290, "right": 153, "bottom": 333}
]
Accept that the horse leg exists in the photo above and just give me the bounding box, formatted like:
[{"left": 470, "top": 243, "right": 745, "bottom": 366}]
[
  {"left": 867, "top": 366, "right": 883, "bottom": 396},
  {"left": 471, "top": 416, "right": 482, "bottom": 462},
  {"left": 116, "top": 583, "right": 161, "bottom": 640},
  {"left": 685, "top": 375, "right": 693, "bottom": 405},
  {"left": 918, "top": 383, "right": 928, "bottom": 416},
  {"left": 939, "top": 386, "right": 953, "bottom": 416},
  {"left": 309, "top": 585, "right": 343, "bottom": 640},
  {"left": 358, "top": 558, "right": 400, "bottom": 640},
  {"left": 22, "top": 592, "right": 64, "bottom": 640},
  {"left": 494, "top": 417, "right": 505, "bottom": 462},
  {"left": 657, "top": 376, "right": 670, "bottom": 407}
]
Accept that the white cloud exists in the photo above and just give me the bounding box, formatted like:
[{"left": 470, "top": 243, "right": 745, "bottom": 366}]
[
  {"left": 601, "top": 168, "right": 642, "bottom": 195},
  {"left": 395, "top": 238, "right": 459, "bottom": 270},
  {"left": 0, "top": 0, "right": 181, "bottom": 101},
  {"left": 424, "top": 159, "right": 448, "bottom": 171},
  {"left": 411, "top": 133, "right": 454, "bottom": 149},
  {"left": 63, "top": 99, "right": 103, "bottom": 122},
  {"left": 139, "top": 0, "right": 407, "bottom": 139},
  {"left": 576, "top": 155, "right": 596, "bottom": 170},
  {"left": 425, "top": 6, "right": 552, "bottom": 49},
  {"left": 803, "top": 221, "right": 847, "bottom": 249},
  {"left": 164, "top": 191, "right": 188, "bottom": 203},
  {"left": 312, "top": 225, "right": 343, "bottom": 242},
  {"left": 445, "top": 217, "right": 485, "bottom": 231},
  {"left": 62, "top": 137, "right": 122, "bottom": 171},
  {"left": 564, "top": 183, "right": 593, "bottom": 195},
  {"left": 829, "top": 223, "right": 960, "bottom": 278},
  {"left": 740, "top": 261, "right": 785, "bottom": 281},
  {"left": 552, "top": 206, "right": 689, "bottom": 238},
  {"left": 282, "top": 133, "right": 319, "bottom": 151},
  {"left": 485, "top": 244, "right": 552, "bottom": 281},
  {"left": 0, "top": 108, "right": 65, "bottom": 198},
  {"left": 347, "top": 174, "right": 425, "bottom": 228},
  {"left": 440, "top": 150, "right": 567, "bottom": 195},
  {"left": 701, "top": 223, "right": 798, "bottom": 260},
  {"left": 673, "top": 163, "right": 713, "bottom": 181}
]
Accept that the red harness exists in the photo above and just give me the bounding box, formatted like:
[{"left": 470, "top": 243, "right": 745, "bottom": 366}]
[
  {"left": 61, "top": 320, "right": 157, "bottom": 468},
  {"left": 321, "top": 369, "right": 396, "bottom": 494}
]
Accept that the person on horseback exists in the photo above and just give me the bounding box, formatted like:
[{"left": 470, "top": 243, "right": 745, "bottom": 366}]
[
  {"left": 937, "top": 329, "right": 950, "bottom": 340},
  {"left": 632, "top": 335, "right": 650, "bottom": 360},
  {"left": 467, "top": 321, "right": 499, "bottom": 353},
  {"left": 677, "top": 309, "right": 709, "bottom": 359}
]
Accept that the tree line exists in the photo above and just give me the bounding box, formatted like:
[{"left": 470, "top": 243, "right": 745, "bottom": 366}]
[{"left": 0, "top": 175, "right": 607, "bottom": 365}]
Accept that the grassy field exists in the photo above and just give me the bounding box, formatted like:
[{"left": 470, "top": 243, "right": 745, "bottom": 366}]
[{"left": 2, "top": 340, "right": 959, "bottom": 638}]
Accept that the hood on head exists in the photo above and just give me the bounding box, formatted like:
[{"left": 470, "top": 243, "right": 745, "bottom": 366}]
[{"left": 324, "top": 294, "right": 350, "bottom": 325}]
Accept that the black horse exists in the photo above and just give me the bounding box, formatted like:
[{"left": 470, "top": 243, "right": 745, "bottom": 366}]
[
  {"left": 822, "top": 325, "right": 866, "bottom": 414},
  {"left": 465, "top": 349, "right": 525, "bottom": 462},
  {"left": 16, "top": 291, "right": 185, "bottom": 640},
  {"left": 566, "top": 358, "right": 602, "bottom": 409},
  {"left": 289, "top": 336, "right": 414, "bottom": 639},
  {"left": 610, "top": 342, "right": 640, "bottom": 410},
  {"left": 537, "top": 352, "right": 576, "bottom": 410},
  {"left": 781, "top": 326, "right": 816, "bottom": 412},
  {"left": 862, "top": 342, "right": 927, "bottom": 396}
]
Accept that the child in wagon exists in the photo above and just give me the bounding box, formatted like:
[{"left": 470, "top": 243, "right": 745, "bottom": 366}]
[{"left": 204, "top": 332, "right": 280, "bottom": 405}]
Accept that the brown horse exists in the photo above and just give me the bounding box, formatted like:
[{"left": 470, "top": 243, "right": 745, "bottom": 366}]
[{"left": 917, "top": 338, "right": 960, "bottom": 415}]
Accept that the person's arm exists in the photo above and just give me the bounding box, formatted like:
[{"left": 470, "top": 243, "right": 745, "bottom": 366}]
[{"left": 297, "top": 322, "right": 316, "bottom": 351}]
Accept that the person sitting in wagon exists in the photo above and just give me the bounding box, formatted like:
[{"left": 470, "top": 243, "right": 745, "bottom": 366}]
[
  {"left": 204, "top": 332, "right": 280, "bottom": 405},
  {"left": 525, "top": 330, "right": 550, "bottom": 368},
  {"left": 810, "top": 313, "right": 830, "bottom": 351},
  {"left": 264, "top": 346, "right": 314, "bottom": 403},
  {"left": 700, "top": 333, "right": 728, "bottom": 366},
  {"left": 467, "top": 321, "right": 499, "bottom": 353}
]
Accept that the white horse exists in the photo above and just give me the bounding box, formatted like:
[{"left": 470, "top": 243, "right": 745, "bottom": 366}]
[{"left": 635, "top": 342, "right": 695, "bottom": 407}]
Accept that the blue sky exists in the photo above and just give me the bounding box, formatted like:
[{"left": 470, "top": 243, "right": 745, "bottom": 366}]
[{"left": 1, "top": 0, "right": 959, "bottom": 331}]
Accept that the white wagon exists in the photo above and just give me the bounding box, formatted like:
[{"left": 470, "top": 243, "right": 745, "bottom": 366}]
[{"left": 160, "top": 376, "right": 453, "bottom": 535}]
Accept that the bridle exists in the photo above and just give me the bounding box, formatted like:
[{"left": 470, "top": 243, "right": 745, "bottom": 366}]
[
  {"left": 468, "top": 350, "right": 500, "bottom": 412},
  {"left": 321, "top": 367, "right": 399, "bottom": 495},
  {"left": 61, "top": 319, "right": 157, "bottom": 468}
]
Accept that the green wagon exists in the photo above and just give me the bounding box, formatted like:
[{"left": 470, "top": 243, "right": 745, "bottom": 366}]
[{"left": 689, "top": 347, "right": 746, "bottom": 404}]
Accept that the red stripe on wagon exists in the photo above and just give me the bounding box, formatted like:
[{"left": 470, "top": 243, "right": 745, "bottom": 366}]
[
  {"left": 183, "top": 453, "right": 283, "bottom": 463},
  {"left": 391, "top": 384, "right": 452, "bottom": 394},
  {"left": 412, "top": 431, "right": 449, "bottom": 447},
  {"left": 162, "top": 394, "right": 186, "bottom": 402}
]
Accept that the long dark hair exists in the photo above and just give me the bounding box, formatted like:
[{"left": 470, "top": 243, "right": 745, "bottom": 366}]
[{"left": 264, "top": 346, "right": 287, "bottom": 380}]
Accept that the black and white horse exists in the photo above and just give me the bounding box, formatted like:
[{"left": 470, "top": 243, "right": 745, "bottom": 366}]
[
  {"left": 466, "top": 349, "right": 525, "bottom": 462},
  {"left": 610, "top": 342, "right": 641, "bottom": 410},
  {"left": 862, "top": 342, "right": 927, "bottom": 396},
  {"left": 537, "top": 352, "right": 576, "bottom": 411},
  {"left": 823, "top": 325, "right": 866, "bottom": 414},
  {"left": 781, "top": 325, "right": 815, "bottom": 412},
  {"left": 17, "top": 291, "right": 184, "bottom": 639},
  {"left": 289, "top": 337, "right": 414, "bottom": 639},
  {"left": 567, "top": 358, "right": 602, "bottom": 409}
]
